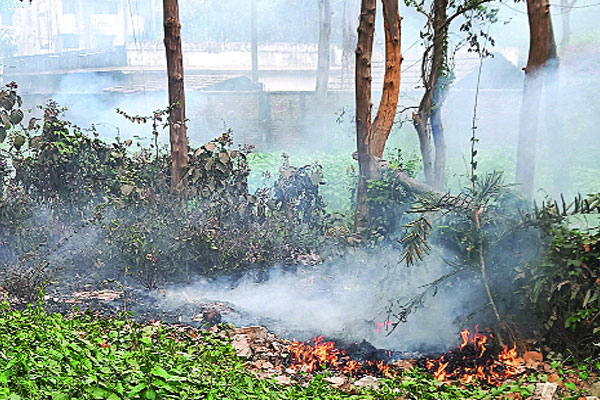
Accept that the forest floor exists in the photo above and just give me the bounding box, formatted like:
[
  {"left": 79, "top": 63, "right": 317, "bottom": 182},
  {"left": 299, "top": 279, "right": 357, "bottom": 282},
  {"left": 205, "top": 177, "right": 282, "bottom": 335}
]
[{"left": 1, "top": 286, "right": 598, "bottom": 400}]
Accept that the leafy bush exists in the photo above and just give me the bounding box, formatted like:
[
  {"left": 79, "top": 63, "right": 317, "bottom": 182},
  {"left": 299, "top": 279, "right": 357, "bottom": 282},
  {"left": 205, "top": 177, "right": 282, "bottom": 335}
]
[
  {"left": 1, "top": 83, "right": 345, "bottom": 289},
  {"left": 521, "top": 215, "right": 600, "bottom": 359}
]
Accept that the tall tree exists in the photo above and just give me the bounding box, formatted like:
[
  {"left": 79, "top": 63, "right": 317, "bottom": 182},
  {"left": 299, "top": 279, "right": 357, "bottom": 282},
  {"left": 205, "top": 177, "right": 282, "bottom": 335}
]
[
  {"left": 163, "top": 0, "right": 189, "bottom": 191},
  {"left": 412, "top": 0, "right": 448, "bottom": 190},
  {"left": 316, "top": 0, "right": 332, "bottom": 97},
  {"left": 409, "top": 0, "right": 495, "bottom": 191},
  {"left": 515, "top": 0, "right": 553, "bottom": 198},
  {"left": 355, "top": 0, "right": 402, "bottom": 229}
]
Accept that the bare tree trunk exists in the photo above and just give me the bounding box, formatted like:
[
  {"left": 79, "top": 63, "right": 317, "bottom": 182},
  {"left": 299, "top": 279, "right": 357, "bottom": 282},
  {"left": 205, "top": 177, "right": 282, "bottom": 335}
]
[
  {"left": 355, "top": 0, "right": 378, "bottom": 230},
  {"left": 316, "top": 0, "right": 332, "bottom": 97},
  {"left": 413, "top": 0, "right": 448, "bottom": 188},
  {"left": 163, "top": 0, "right": 189, "bottom": 191},
  {"left": 413, "top": 108, "right": 434, "bottom": 185},
  {"left": 251, "top": 0, "right": 259, "bottom": 84},
  {"left": 370, "top": 0, "right": 402, "bottom": 158},
  {"left": 516, "top": 0, "right": 550, "bottom": 198},
  {"left": 355, "top": 0, "right": 402, "bottom": 230},
  {"left": 430, "top": 0, "right": 447, "bottom": 191}
]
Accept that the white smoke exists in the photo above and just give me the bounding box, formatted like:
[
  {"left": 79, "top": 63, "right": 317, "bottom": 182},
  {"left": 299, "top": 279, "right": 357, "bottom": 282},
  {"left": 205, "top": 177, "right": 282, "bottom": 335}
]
[{"left": 160, "top": 248, "right": 484, "bottom": 353}]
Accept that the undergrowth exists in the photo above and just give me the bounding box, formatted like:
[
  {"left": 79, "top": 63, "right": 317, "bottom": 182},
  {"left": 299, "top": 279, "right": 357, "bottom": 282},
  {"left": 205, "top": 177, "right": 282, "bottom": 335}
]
[{"left": 0, "top": 303, "right": 541, "bottom": 400}]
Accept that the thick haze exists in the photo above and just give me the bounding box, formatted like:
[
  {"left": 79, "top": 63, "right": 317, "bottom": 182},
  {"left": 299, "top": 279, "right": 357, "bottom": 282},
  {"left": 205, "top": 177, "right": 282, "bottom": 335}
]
[{"left": 1, "top": 0, "right": 599, "bottom": 351}]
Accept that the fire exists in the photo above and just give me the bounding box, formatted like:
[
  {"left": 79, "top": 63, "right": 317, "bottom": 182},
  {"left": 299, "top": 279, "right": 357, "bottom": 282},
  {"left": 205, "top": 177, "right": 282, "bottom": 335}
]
[
  {"left": 287, "top": 336, "right": 394, "bottom": 378},
  {"left": 424, "top": 326, "right": 523, "bottom": 386},
  {"left": 284, "top": 327, "right": 525, "bottom": 386}
]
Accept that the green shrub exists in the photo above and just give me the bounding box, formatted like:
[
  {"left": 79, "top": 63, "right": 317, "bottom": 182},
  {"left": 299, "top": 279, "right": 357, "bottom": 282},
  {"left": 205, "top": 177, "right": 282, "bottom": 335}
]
[{"left": 522, "top": 216, "right": 600, "bottom": 359}]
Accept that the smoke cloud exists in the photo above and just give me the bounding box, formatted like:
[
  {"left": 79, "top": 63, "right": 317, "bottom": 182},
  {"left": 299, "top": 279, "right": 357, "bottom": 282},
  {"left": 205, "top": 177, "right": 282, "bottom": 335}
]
[{"left": 160, "top": 248, "right": 486, "bottom": 354}]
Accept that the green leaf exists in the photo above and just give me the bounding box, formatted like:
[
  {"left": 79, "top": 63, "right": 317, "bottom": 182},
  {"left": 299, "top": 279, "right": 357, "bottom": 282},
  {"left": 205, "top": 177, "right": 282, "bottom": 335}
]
[
  {"left": 564, "top": 381, "right": 577, "bottom": 392},
  {"left": 87, "top": 386, "right": 113, "bottom": 399},
  {"left": 151, "top": 365, "right": 173, "bottom": 381},
  {"left": 582, "top": 289, "right": 592, "bottom": 307},
  {"left": 143, "top": 388, "right": 156, "bottom": 400},
  {"left": 128, "top": 383, "right": 147, "bottom": 398}
]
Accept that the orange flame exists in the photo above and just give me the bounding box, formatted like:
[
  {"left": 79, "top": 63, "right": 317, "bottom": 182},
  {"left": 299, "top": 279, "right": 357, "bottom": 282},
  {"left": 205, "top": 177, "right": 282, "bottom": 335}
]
[
  {"left": 287, "top": 336, "right": 394, "bottom": 378},
  {"left": 426, "top": 327, "right": 523, "bottom": 386}
]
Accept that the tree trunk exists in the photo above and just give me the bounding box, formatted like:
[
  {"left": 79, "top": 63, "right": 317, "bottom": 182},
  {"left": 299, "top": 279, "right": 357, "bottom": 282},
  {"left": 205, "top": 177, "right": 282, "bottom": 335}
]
[
  {"left": 370, "top": 0, "right": 402, "bottom": 158},
  {"left": 354, "top": 0, "right": 402, "bottom": 231},
  {"left": 251, "top": 0, "right": 259, "bottom": 84},
  {"left": 355, "top": 0, "right": 377, "bottom": 230},
  {"left": 316, "top": 0, "right": 332, "bottom": 97},
  {"left": 516, "top": 0, "right": 550, "bottom": 198},
  {"left": 413, "top": 0, "right": 448, "bottom": 188},
  {"left": 163, "top": 0, "right": 189, "bottom": 192}
]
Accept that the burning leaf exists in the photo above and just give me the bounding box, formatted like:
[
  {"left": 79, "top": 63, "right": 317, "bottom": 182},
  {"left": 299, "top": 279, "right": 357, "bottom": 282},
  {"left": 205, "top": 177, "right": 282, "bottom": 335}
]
[{"left": 423, "top": 326, "right": 526, "bottom": 386}]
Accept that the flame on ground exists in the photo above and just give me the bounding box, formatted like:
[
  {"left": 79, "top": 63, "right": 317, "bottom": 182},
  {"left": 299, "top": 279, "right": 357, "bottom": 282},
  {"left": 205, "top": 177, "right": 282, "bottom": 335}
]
[
  {"left": 424, "top": 325, "right": 522, "bottom": 386},
  {"left": 283, "top": 327, "right": 525, "bottom": 386},
  {"left": 287, "top": 336, "right": 393, "bottom": 378}
]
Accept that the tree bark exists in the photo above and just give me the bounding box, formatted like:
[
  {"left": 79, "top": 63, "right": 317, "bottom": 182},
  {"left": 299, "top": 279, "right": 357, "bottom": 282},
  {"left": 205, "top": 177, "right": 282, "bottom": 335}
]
[
  {"left": 354, "top": 0, "right": 402, "bottom": 230},
  {"left": 316, "top": 0, "right": 332, "bottom": 97},
  {"left": 370, "top": 0, "right": 402, "bottom": 158},
  {"left": 413, "top": 0, "right": 448, "bottom": 189},
  {"left": 163, "top": 0, "right": 189, "bottom": 192},
  {"left": 516, "top": 0, "right": 551, "bottom": 198},
  {"left": 355, "top": 0, "right": 377, "bottom": 230}
]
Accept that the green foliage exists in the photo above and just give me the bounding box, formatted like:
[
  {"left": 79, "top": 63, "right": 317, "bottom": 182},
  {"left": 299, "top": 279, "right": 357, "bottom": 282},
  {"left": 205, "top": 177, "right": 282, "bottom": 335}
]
[
  {"left": 520, "top": 220, "right": 600, "bottom": 359},
  {"left": 0, "top": 83, "right": 344, "bottom": 290},
  {"left": 0, "top": 304, "right": 545, "bottom": 400},
  {"left": 394, "top": 172, "right": 541, "bottom": 338}
]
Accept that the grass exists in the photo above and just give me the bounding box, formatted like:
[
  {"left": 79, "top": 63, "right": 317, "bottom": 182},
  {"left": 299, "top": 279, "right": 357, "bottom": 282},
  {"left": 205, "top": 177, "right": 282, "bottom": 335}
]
[{"left": 0, "top": 302, "right": 555, "bottom": 400}]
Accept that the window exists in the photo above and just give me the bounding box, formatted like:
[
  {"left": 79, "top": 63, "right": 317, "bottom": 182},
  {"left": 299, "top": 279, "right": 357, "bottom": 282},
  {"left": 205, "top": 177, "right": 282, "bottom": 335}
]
[
  {"left": 92, "top": 0, "right": 119, "bottom": 15},
  {"left": 1, "top": 11, "right": 15, "bottom": 26},
  {"left": 61, "top": 34, "right": 80, "bottom": 49},
  {"left": 62, "top": 0, "right": 77, "bottom": 15}
]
